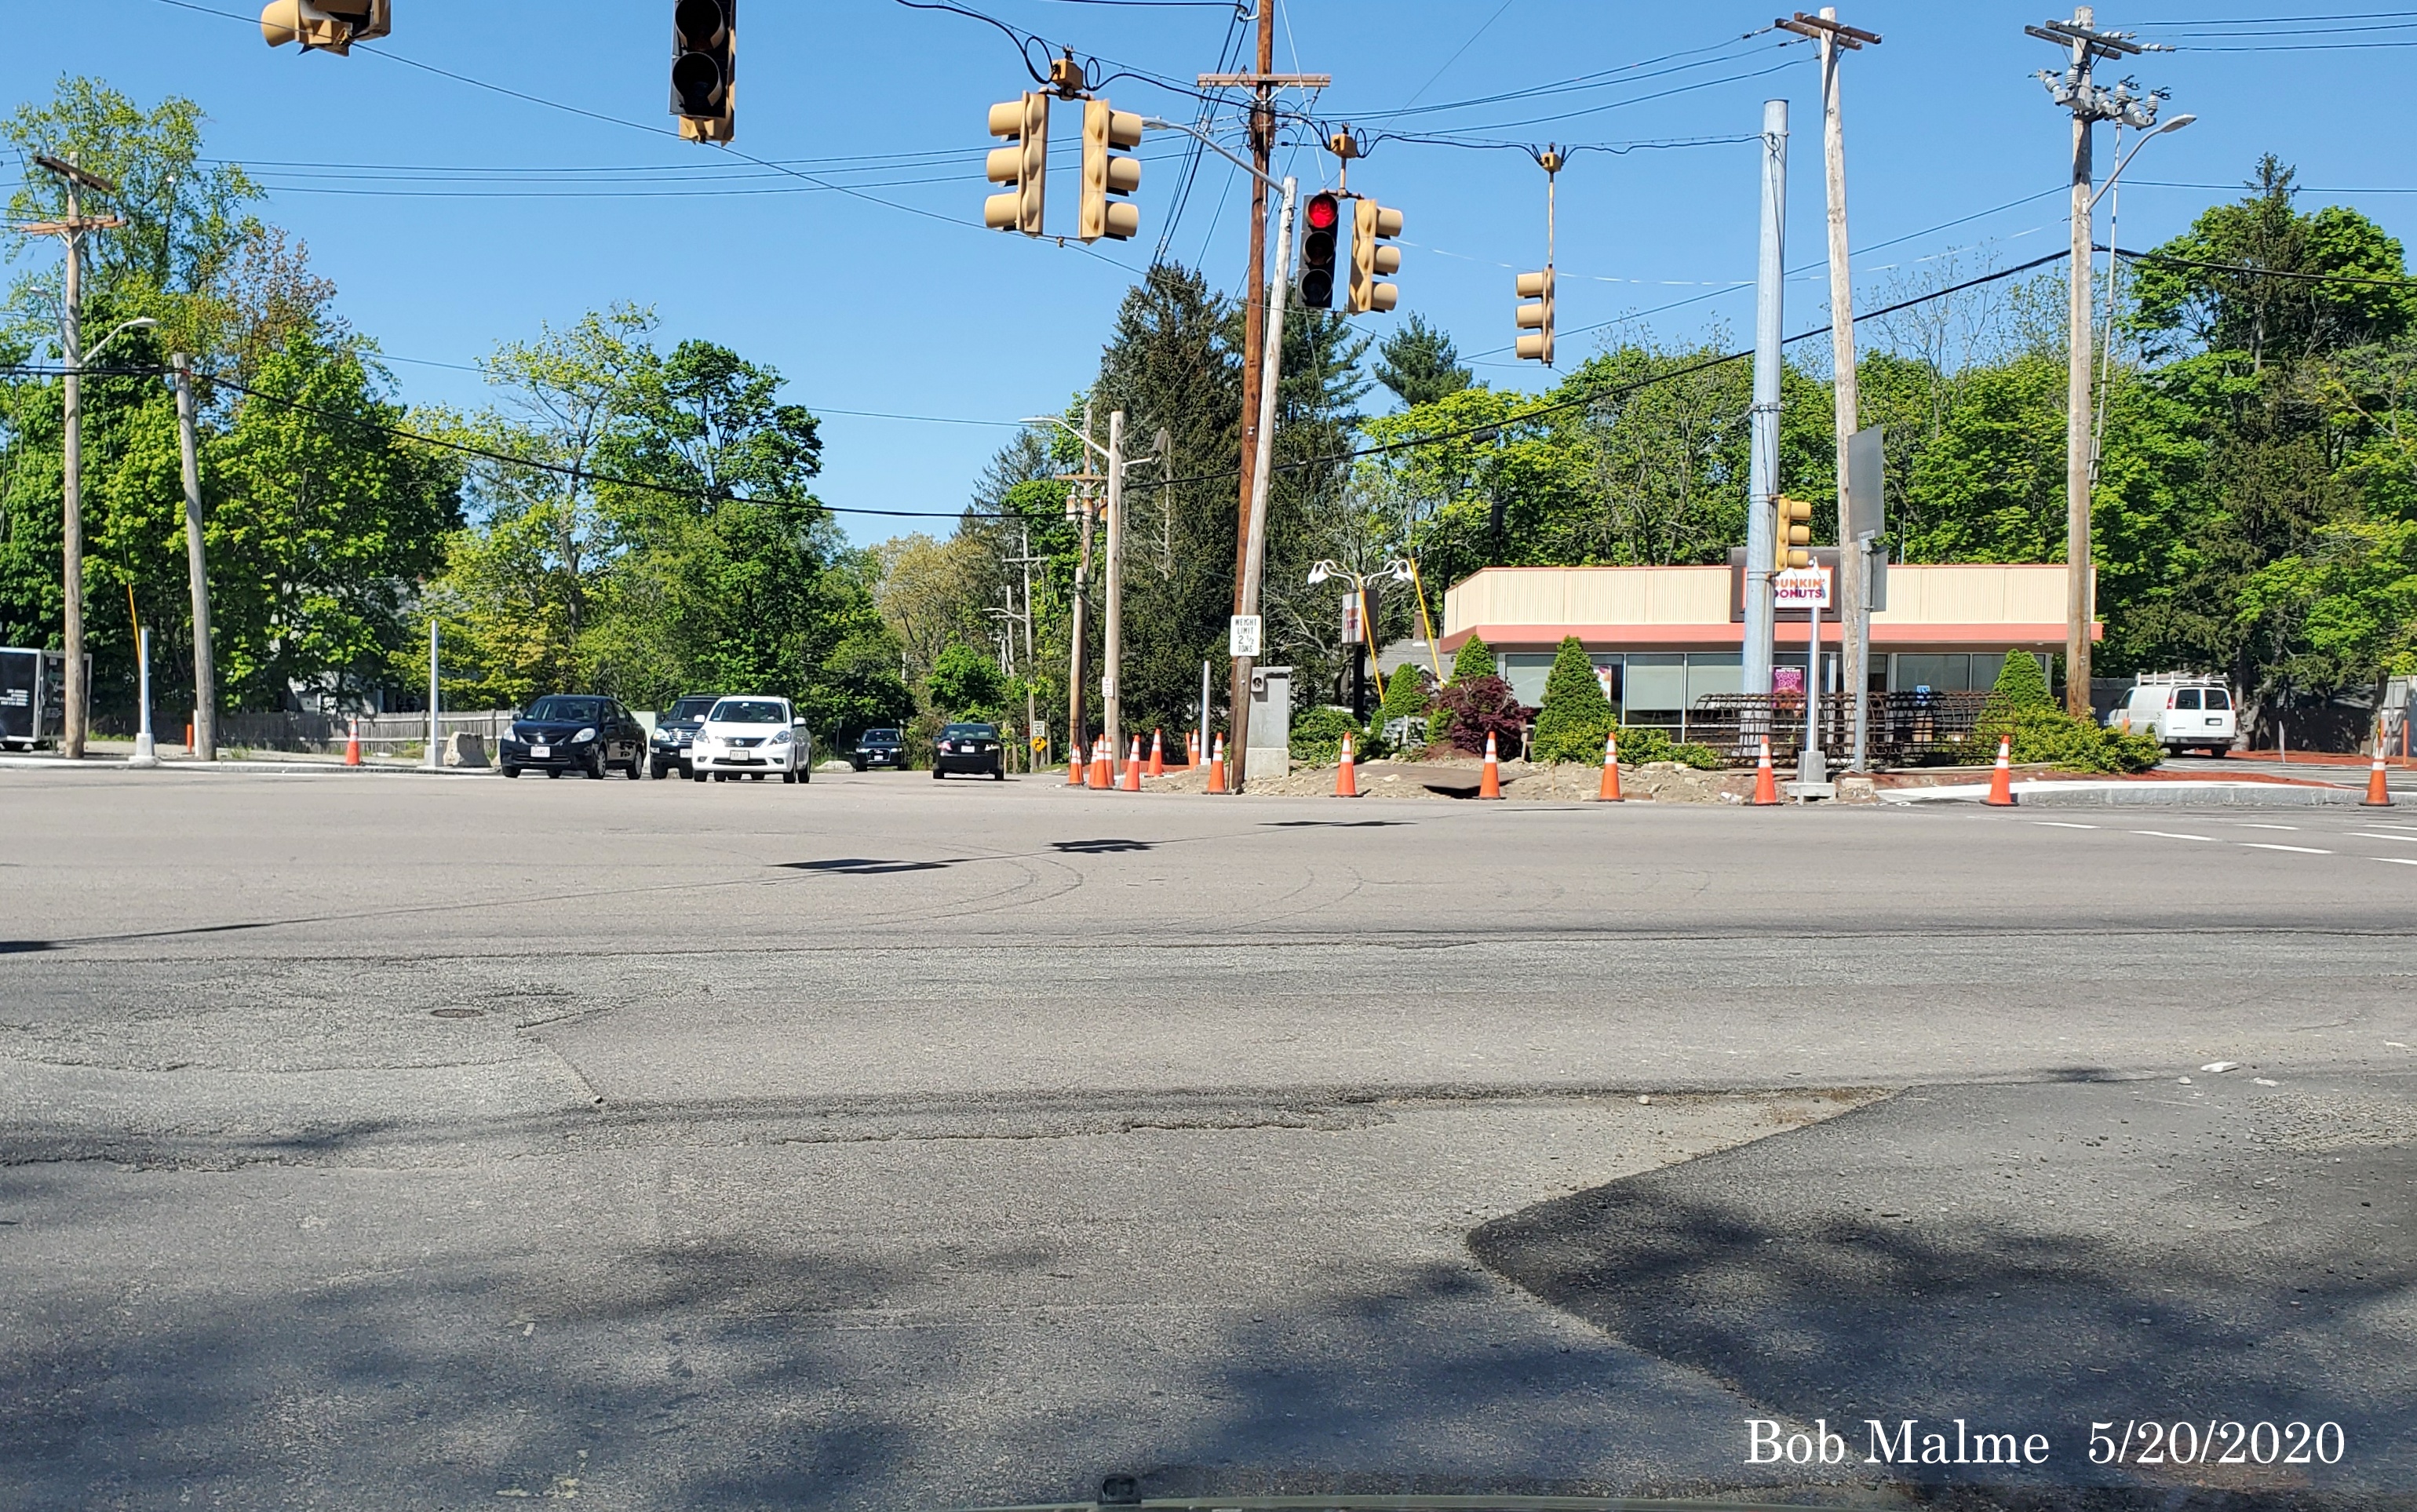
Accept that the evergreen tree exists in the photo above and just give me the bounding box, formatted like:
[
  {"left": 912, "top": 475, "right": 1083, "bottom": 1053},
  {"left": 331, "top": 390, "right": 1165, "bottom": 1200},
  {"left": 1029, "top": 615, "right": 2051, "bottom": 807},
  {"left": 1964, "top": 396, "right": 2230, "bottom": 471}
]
[
  {"left": 1449, "top": 632, "right": 1494, "bottom": 683},
  {"left": 1374, "top": 313, "right": 1472, "bottom": 408},
  {"left": 1529, "top": 636, "right": 1616, "bottom": 763},
  {"left": 1988, "top": 648, "right": 2054, "bottom": 712}
]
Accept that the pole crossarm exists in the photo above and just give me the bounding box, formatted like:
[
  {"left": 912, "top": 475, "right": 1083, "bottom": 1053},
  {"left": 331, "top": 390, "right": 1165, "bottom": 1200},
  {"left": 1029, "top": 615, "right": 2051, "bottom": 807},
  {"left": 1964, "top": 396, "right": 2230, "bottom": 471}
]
[
  {"left": 1196, "top": 73, "right": 1330, "bottom": 88},
  {"left": 1776, "top": 13, "right": 1879, "bottom": 47}
]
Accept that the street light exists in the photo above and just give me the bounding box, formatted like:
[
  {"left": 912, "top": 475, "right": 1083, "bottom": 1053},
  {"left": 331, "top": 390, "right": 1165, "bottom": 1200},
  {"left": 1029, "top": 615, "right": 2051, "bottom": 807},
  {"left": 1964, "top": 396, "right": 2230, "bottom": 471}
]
[
  {"left": 1306, "top": 559, "right": 1390, "bottom": 720},
  {"left": 2091, "top": 112, "right": 2193, "bottom": 210},
  {"left": 85, "top": 315, "right": 157, "bottom": 365}
]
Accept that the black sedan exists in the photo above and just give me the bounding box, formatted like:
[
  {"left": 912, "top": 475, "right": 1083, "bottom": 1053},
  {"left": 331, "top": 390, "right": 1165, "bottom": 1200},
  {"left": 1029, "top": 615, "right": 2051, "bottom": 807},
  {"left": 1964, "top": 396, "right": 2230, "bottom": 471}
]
[
  {"left": 647, "top": 694, "right": 722, "bottom": 779},
  {"left": 931, "top": 722, "right": 1004, "bottom": 780},
  {"left": 500, "top": 695, "right": 648, "bottom": 779},
  {"left": 851, "top": 727, "right": 906, "bottom": 771}
]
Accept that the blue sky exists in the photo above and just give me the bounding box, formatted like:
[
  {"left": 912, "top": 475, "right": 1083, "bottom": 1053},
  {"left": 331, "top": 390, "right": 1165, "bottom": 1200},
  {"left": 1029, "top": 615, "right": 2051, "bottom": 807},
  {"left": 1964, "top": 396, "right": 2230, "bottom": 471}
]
[{"left": 7, "top": 1, "right": 2413, "bottom": 544}]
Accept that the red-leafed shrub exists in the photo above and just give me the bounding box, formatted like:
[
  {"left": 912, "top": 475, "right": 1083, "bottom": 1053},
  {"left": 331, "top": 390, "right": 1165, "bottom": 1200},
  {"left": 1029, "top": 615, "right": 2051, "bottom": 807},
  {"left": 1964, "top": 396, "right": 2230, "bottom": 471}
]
[{"left": 1435, "top": 674, "right": 1528, "bottom": 756}]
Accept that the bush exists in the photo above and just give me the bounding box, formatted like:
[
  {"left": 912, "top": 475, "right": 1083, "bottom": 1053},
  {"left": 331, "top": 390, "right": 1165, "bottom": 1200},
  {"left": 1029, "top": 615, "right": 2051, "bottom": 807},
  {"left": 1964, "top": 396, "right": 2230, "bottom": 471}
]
[
  {"left": 1289, "top": 705, "right": 1387, "bottom": 765},
  {"left": 1610, "top": 725, "right": 1724, "bottom": 771},
  {"left": 1975, "top": 704, "right": 2161, "bottom": 774},
  {"left": 1529, "top": 636, "right": 1617, "bottom": 763},
  {"left": 1449, "top": 634, "right": 1495, "bottom": 683},
  {"left": 1987, "top": 648, "right": 2054, "bottom": 712},
  {"left": 1377, "top": 662, "right": 1436, "bottom": 723},
  {"left": 1435, "top": 674, "right": 1526, "bottom": 756}
]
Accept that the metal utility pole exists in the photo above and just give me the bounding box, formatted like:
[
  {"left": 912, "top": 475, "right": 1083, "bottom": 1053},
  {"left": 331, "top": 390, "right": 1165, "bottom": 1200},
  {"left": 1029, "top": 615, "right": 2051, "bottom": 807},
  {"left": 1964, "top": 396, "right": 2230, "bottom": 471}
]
[
  {"left": 1743, "top": 100, "right": 1789, "bottom": 698},
  {"left": 2028, "top": 7, "right": 2168, "bottom": 717},
  {"left": 1103, "top": 408, "right": 1126, "bottom": 768},
  {"left": 1230, "top": 177, "right": 1297, "bottom": 792},
  {"left": 1781, "top": 9, "right": 1882, "bottom": 766},
  {"left": 26, "top": 155, "right": 127, "bottom": 761},
  {"left": 425, "top": 620, "right": 441, "bottom": 769},
  {"left": 171, "top": 354, "right": 216, "bottom": 762}
]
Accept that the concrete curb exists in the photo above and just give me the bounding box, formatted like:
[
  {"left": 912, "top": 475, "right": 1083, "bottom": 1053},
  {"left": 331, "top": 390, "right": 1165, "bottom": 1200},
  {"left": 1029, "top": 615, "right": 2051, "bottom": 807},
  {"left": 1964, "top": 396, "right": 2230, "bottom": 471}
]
[
  {"left": 0, "top": 756, "right": 497, "bottom": 778},
  {"left": 1882, "top": 778, "right": 2364, "bottom": 807}
]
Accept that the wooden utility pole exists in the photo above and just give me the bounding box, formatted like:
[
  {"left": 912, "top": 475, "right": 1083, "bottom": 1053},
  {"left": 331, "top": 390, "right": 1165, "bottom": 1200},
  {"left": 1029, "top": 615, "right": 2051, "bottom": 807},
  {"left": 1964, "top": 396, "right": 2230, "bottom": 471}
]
[
  {"left": 2027, "top": 6, "right": 2163, "bottom": 716},
  {"left": 1779, "top": 9, "right": 1881, "bottom": 764},
  {"left": 24, "top": 155, "right": 126, "bottom": 761},
  {"left": 171, "top": 354, "right": 216, "bottom": 762},
  {"left": 1201, "top": 29, "right": 1327, "bottom": 785}
]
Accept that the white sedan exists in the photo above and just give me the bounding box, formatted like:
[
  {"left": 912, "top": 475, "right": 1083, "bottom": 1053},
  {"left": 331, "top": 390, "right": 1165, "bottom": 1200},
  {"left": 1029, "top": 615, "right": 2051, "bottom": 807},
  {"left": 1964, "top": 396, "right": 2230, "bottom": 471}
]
[{"left": 688, "top": 696, "right": 812, "bottom": 783}]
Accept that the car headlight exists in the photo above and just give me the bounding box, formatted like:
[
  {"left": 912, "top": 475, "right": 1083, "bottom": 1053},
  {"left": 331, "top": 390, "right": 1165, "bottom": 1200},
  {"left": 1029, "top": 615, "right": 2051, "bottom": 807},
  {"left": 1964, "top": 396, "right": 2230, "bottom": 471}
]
[
  {"left": 573, "top": 727, "right": 597, "bottom": 744},
  {"left": 773, "top": 729, "right": 792, "bottom": 744}
]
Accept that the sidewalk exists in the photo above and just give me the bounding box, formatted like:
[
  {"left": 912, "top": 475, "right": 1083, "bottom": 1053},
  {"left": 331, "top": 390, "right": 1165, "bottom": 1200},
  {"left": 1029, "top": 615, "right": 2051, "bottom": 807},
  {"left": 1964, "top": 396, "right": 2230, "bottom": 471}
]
[{"left": 1, "top": 741, "right": 493, "bottom": 776}]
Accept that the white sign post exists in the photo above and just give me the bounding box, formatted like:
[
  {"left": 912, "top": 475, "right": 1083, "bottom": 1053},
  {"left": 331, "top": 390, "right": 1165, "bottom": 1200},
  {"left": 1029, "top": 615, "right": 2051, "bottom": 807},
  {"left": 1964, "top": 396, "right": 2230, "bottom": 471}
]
[{"left": 1228, "top": 614, "right": 1263, "bottom": 658}]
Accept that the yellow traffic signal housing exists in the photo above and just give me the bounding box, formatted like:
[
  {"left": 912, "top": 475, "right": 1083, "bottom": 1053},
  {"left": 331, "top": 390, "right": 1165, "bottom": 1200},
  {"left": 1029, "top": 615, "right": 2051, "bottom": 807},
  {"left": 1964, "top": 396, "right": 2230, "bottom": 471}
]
[
  {"left": 670, "top": 0, "right": 736, "bottom": 143},
  {"left": 985, "top": 93, "right": 1048, "bottom": 237},
  {"left": 1514, "top": 268, "right": 1555, "bottom": 365},
  {"left": 1776, "top": 495, "right": 1814, "bottom": 570},
  {"left": 1080, "top": 100, "right": 1143, "bottom": 243},
  {"left": 260, "top": 0, "right": 388, "bottom": 53},
  {"left": 1348, "top": 199, "right": 1402, "bottom": 314}
]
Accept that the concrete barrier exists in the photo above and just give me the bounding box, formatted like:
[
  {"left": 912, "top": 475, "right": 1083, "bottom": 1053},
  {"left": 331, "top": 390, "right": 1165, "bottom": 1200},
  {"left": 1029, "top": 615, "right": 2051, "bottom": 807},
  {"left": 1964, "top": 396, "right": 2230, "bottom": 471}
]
[{"left": 443, "top": 731, "right": 489, "bottom": 769}]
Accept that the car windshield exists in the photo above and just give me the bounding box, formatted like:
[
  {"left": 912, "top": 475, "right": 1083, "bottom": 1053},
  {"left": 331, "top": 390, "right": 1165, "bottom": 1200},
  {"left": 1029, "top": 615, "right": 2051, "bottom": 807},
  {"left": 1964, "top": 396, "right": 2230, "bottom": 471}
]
[
  {"left": 942, "top": 724, "right": 997, "bottom": 739},
  {"left": 709, "top": 699, "right": 786, "bottom": 725},
  {"left": 862, "top": 729, "right": 900, "bottom": 743},
  {"left": 668, "top": 698, "right": 719, "bottom": 720},
  {"left": 526, "top": 697, "right": 603, "bottom": 723}
]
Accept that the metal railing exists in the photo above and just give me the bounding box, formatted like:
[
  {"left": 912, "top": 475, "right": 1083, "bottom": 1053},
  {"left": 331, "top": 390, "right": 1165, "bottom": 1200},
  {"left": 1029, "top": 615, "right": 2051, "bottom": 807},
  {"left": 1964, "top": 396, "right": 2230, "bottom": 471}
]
[
  {"left": 217, "top": 709, "right": 517, "bottom": 755},
  {"left": 1682, "top": 691, "right": 1993, "bottom": 767}
]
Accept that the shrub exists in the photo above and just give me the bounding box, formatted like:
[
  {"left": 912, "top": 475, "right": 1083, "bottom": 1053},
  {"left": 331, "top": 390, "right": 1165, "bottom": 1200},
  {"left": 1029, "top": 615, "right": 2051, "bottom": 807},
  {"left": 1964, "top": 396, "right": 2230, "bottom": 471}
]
[
  {"left": 1987, "top": 648, "right": 2054, "bottom": 712},
  {"left": 1449, "top": 634, "right": 1495, "bottom": 683},
  {"left": 1377, "top": 662, "right": 1436, "bottom": 723},
  {"left": 1609, "top": 724, "right": 1723, "bottom": 771},
  {"left": 1975, "top": 704, "right": 2160, "bottom": 774},
  {"left": 1289, "top": 705, "right": 1387, "bottom": 765},
  {"left": 1435, "top": 674, "right": 1526, "bottom": 756},
  {"left": 1529, "top": 636, "right": 1617, "bottom": 763}
]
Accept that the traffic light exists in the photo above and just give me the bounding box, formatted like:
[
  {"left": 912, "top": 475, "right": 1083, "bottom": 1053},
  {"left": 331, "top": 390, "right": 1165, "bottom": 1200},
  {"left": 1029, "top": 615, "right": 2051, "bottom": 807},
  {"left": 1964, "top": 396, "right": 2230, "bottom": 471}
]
[
  {"left": 669, "top": 0, "right": 735, "bottom": 143},
  {"left": 1515, "top": 268, "right": 1555, "bottom": 365},
  {"left": 260, "top": 0, "right": 388, "bottom": 53},
  {"left": 1348, "top": 199, "right": 1402, "bottom": 315},
  {"left": 985, "top": 92, "right": 1048, "bottom": 236},
  {"left": 1080, "top": 100, "right": 1143, "bottom": 243},
  {"left": 1775, "top": 495, "right": 1814, "bottom": 570},
  {"left": 1299, "top": 192, "right": 1340, "bottom": 308}
]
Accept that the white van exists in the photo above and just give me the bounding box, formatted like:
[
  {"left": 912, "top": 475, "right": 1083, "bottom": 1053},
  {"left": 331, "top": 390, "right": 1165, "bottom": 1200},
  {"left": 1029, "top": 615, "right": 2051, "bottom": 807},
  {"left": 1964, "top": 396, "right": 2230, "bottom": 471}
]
[{"left": 2109, "top": 674, "right": 2237, "bottom": 756}]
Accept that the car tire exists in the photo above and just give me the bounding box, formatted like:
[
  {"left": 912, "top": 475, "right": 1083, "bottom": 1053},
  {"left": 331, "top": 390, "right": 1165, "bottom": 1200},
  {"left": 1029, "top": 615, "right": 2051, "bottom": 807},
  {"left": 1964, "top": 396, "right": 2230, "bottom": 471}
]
[
  {"left": 931, "top": 768, "right": 944, "bottom": 780},
  {"left": 547, "top": 769, "right": 560, "bottom": 779},
  {"left": 991, "top": 768, "right": 1004, "bottom": 781},
  {"left": 628, "top": 756, "right": 645, "bottom": 779},
  {"left": 502, "top": 765, "right": 521, "bottom": 778},
  {"left": 852, "top": 758, "right": 865, "bottom": 772}
]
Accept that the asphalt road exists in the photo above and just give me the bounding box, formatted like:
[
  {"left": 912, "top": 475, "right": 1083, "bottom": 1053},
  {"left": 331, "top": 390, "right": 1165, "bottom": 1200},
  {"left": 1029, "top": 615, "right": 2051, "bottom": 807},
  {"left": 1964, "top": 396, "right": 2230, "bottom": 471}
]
[{"left": 2, "top": 767, "right": 2411, "bottom": 1510}]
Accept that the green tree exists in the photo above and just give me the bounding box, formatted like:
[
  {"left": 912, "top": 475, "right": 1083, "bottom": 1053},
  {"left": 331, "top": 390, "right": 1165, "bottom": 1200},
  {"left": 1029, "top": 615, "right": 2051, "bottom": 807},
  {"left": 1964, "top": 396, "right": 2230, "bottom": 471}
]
[
  {"left": 1529, "top": 635, "right": 1616, "bottom": 763},
  {"left": 1987, "top": 647, "right": 2054, "bottom": 712},
  {"left": 1373, "top": 313, "right": 1471, "bottom": 408},
  {"left": 925, "top": 637, "right": 1004, "bottom": 719},
  {"left": 1449, "top": 632, "right": 1494, "bottom": 683}
]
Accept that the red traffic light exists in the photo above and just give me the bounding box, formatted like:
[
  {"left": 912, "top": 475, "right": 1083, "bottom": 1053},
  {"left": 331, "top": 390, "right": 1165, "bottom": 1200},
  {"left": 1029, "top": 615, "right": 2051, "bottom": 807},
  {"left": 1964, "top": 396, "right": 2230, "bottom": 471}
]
[{"left": 1305, "top": 192, "right": 1340, "bottom": 231}]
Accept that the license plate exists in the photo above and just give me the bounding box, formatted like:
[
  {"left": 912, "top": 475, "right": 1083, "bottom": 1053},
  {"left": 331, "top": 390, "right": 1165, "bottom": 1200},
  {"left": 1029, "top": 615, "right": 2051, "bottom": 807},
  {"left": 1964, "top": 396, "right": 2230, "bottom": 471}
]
[{"left": 531, "top": 745, "right": 550, "bottom": 758}]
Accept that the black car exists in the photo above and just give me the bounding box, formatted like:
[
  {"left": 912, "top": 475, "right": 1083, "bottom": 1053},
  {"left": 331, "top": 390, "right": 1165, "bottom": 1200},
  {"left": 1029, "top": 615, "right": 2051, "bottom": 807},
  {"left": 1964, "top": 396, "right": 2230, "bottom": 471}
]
[
  {"left": 500, "top": 695, "right": 648, "bottom": 780},
  {"left": 851, "top": 727, "right": 906, "bottom": 771},
  {"left": 932, "top": 722, "right": 1004, "bottom": 780},
  {"left": 647, "top": 694, "right": 722, "bottom": 779}
]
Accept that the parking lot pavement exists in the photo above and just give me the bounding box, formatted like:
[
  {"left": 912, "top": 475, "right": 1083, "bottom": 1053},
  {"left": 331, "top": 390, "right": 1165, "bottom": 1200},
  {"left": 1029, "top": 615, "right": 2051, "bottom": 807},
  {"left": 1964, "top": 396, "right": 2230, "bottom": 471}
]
[{"left": 2, "top": 772, "right": 2412, "bottom": 1507}]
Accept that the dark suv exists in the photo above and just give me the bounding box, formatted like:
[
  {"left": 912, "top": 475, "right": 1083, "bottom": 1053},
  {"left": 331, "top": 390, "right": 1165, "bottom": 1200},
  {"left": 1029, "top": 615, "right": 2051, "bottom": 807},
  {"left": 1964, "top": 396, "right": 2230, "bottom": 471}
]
[
  {"left": 501, "top": 695, "right": 648, "bottom": 780},
  {"left": 932, "top": 722, "right": 1004, "bottom": 781},
  {"left": 648, "top": 694, "right": 721, "bottom": 779},
  {"left": 851, "top": 728, "right": 906, "bottom": 771}
]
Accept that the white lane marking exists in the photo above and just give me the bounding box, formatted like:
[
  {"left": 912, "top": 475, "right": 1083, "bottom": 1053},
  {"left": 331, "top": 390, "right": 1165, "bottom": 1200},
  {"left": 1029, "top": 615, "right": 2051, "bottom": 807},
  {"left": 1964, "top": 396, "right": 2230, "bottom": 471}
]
[
  {"left": 2034, "top": 821, "right": 2099, "bottom": 829},
  {"left": 2375, "top": 857, "right": 2417, "bottom": 867},
  {"left": 2346, "top": 831, "right": 2417, "bottom": 844},
  {"left": 2240, "top": 843, "right": 2332, "bottom": 854},
  {"left": 2237, "top": 823, "right": 2300, "bottom": 831},
  {"left": 2132, "top": 830, "right": 2220, "bottom": 842}
]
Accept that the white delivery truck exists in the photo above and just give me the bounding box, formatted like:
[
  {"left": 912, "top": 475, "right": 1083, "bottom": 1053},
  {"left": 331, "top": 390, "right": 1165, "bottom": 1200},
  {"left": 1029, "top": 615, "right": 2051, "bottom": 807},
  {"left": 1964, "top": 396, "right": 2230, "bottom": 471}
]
[{"left": 2109, "top": 672, "right": 2237, "bottom": 756}]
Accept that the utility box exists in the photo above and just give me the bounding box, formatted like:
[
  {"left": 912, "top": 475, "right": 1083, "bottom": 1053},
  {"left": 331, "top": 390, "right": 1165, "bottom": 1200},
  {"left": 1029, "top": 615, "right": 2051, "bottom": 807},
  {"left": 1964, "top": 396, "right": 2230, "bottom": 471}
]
[
  {"left": 1245, "top": 665, "right": 1291, "bottom": 782},
  {"left": 0, "top": 648, "right": 67, "bottom": 750}
]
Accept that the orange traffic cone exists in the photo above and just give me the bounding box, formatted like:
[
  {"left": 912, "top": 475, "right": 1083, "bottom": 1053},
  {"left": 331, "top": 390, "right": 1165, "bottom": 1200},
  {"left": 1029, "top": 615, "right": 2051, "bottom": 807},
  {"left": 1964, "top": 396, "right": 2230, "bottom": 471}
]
[
  {"left": 1983, "top": 734, "right": 2017, "bottom": 807},
  {"left": 1597, "top": 730, "right": 1623, "bottom": 802},
  {"left": 344, "top": 718, "right": 363, "bottom": 767},
  {"left": 1148, "top": 729, "right": 1165, "bottom": 778},
  {"left": 1120, "top": 736, "right": 1143, "bottom": 791},
  {"left": 1751, "top": 734, "right": 1781, "bottom": 806},
  {"left": 1187, "top": 730, "right": 1199, "bottom": 769},
  {"left": 1066, "top": 738, "right": 1085, "bottom": 785},
  {"left": 2362, "top": 749, "right": 2394, "bottom": 807},
  {"left": 1087, "top": 738, "right": 1110, "bottom": 789},
  {"left": 1205, "top": 733, "right": 1228, "bottom": 794},
  {"left": 1335, "top": 733, "right": 1359, "bottom": 797},
  {"left": 1478, "top": 731, "right": 1503, "bottom": 800}
]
